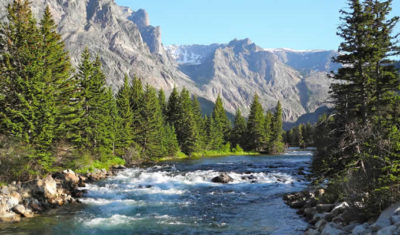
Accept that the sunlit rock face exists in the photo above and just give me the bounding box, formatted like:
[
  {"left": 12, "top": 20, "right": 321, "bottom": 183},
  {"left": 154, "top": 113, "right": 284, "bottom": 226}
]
[
  {"left": 167, "top": 39, "right": 339, "bottom": 122},
  {"left": 0, "top": 0, "right": 338, "bottom": 123}
]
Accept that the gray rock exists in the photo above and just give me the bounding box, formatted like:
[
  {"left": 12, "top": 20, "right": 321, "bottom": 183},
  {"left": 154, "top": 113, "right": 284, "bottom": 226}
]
[
  {"left": 305, "top": 228, "right": 321, "bottom": 235},
  {"left": 371, "top": 202, "right": 400, "bottom": 231},
  {"left": 316, "top": 219, "right": 328, "bottom": 232},
  {"left": 316, "top": 204, "right": 335, "bottom": 213},
  {"left": 377, "top": 225, "right": 397, "bottom": 235},
  {"left": 321, "top": 222, "right": 346, "bottom": 235},
  {"left": 391, "top": 215, "right": 400, "bottom": 225},
  {"left": 211, "top": 173, "right": 233, "bottom": 184},
  {"left": 352, "top": 223, "right": 371, "bottom": 235}
]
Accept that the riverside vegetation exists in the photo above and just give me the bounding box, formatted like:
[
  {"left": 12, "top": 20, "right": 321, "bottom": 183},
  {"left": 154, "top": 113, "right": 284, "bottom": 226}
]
[
  {"left": 283, "top": 0, "right": 400, "bottom": 234},
  {"left": 0, "top": 0, "right": 284, "bottom": 185}
]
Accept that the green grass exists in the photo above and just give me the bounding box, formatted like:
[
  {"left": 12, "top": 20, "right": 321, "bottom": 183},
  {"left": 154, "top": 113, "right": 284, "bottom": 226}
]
[
  {"left": 75, "top": 156, "right": 125, "bottom": 174},
  {"left": 155, "top": 150, "right": 259, "bottom": 162}
]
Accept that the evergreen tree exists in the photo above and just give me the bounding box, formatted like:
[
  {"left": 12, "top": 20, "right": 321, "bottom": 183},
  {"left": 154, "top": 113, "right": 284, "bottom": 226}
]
[
  {"left": 264, "top": 110, "right": 273, "bottom": 152},
  {"left": 270, "top": 101, "right": 285, "bottom": 153},
  {"left": 246, "top": 94, "right": 266, "bottom": 152},
  {"left": 137, "top": 84, "right": 163, "bottom": 158},
  {"left": 158, "top": 88, "right": 167, "bottom": 118},
  {"left": 176, "top": 89, "right": 199, "bottom": 155},
  {"left": 115, "top": 75, "right": 134, "bottom": 155},
  {"left": 212, "top": 95, "right": 231, "bottom": 142},
  {"left": 39, "top": 6, "right": 75, "bottom": 140},
  {"left": 230, "top": 109, "right": 247, "bottom": 149},
  {"left": 75, "top": 50, "right": 114, "bottom": 157},
  {"left": 130, "top": 76, "right": 144, "bottom": 142},
  {"left": 192, "top": 96, "right": 207, "bottom": 149},
  {"left": 166, "top": 87, "right": 180, "bottom": 127}
]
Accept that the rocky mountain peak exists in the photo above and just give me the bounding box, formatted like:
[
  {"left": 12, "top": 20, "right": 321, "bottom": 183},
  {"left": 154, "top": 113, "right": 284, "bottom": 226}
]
[{"left": 130, "top": 9, "right": 150, "bottom": 28}]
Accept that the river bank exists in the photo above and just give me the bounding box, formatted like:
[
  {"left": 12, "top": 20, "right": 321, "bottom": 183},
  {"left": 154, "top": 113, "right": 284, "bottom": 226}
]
[
  {"left": 0, "top": 166, "right": 126, "bottom": 223},
  {"left": 284, "top": 189, "right": 400, "bottom": 234}
]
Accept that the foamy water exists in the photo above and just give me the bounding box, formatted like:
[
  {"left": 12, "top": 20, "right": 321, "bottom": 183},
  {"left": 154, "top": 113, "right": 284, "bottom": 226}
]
[{"left": 0, "top": 153, "right": 312, "bottom": 234}]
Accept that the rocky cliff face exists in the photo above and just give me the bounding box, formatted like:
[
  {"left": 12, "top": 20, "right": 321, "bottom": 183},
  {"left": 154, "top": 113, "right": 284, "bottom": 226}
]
[
  {"left": 167, "top": 39, "right": 338, "bottom": 122},
  {"left": 0, "top": 0, "right": 337, "bottom": 123},
  {"left": 0, "top": 0, "right": 198, "bottom": 94}
]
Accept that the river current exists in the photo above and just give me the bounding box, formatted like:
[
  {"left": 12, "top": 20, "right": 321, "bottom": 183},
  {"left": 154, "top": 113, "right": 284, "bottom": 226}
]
[{"left": 0, "top": 151, "right": 312, "bottom": 234}]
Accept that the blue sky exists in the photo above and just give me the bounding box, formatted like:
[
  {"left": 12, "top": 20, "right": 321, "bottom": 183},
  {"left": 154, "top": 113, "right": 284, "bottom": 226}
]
[{"left": 115, "top": 0, "right": 400, "bottom": 51}]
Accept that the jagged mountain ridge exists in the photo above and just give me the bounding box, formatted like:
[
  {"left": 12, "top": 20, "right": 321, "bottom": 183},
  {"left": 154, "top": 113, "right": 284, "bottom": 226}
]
[
  {"left": 166, "top": 39, "right": 338, "bottom": 122},
  {"left": 0, "top": 0, "right": 199, "bottom": 94},
  {"left": 0, "top": 0, "right": 337, "bottom": 123}
]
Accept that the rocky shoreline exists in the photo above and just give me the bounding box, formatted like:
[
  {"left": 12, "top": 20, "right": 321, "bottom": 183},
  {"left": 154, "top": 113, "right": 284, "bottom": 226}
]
[
  {"left": 284, "top": 190, "right": 400, "bottom": 234},
  {"left": 0, "top": 166, "right": 126, "bottom": 223}
]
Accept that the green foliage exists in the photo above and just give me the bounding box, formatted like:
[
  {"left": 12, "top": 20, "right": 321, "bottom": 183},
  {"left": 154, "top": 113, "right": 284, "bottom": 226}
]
[
  {"left": 313, "top": 0, "right": 400, "bottom": 215},
  {"left": 246, "top": 94, "right": 266, "bottom": 152},
  {"left": 230, "top": 109, "right": 247, "bottom": 149}
]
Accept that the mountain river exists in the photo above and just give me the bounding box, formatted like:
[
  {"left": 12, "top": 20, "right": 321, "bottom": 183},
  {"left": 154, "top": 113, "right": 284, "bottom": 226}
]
[{"left": 0, "top": 151, "right": 312, "bottom": 234}]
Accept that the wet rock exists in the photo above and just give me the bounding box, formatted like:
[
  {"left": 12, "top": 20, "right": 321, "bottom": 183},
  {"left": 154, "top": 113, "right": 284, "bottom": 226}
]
[
  {"left": 391, "top": 215, "right": 400, "bottom": 224},
  {"left": 316, "top": 204, "right": 335, "bottom": 213},
  {"left": 211, "top": 173, "right": 233, "bottom": 184},
  {"left": 321, "top": 222, "right": 346, "bottom": 235},
  {"left": 87, "top": 169, "right": 108, "bottom": 181},
  {"left": 305, "top": 228, "right": 320, "bottom": 235},
  {"left": 377, "top": 225, "right": 397, "bottom": 235},
  {"left": 371, "top": 202, "right": 400, "bottom": 231},
  {"left": 304, "top": 207, "right": 317, "bottom": 220},
  {"left": 351, "top": 223, "right": 371, "bottom": 235},
  {"left": 315, "top": 219, "right": 327, "bottom": 231}
]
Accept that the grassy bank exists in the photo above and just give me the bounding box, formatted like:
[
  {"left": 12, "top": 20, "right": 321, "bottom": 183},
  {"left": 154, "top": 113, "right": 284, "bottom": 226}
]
[{"left": 155, "top": 150, "right": 259, "bottom": 162}]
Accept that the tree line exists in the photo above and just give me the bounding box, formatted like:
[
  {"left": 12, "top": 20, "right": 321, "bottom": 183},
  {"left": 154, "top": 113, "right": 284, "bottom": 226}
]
[
  {"left": 312, "top": 0, "right": 400, "bottom": 216},
  {"left": 0, "top": 0, "right": 284, "bottom": 181}
]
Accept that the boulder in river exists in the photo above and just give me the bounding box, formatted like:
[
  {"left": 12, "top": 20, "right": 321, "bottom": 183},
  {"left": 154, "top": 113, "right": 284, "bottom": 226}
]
[{"left": 211, "top": 173, "right": 233, "bottom": 184}]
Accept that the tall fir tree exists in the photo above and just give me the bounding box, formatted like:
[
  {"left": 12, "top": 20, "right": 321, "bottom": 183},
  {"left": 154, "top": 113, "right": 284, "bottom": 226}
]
[
  {"left": 115, "top": 75, "right": 134, "bottom": 155},
  {"left": 246, "top": 94, "right": 266, "bottom": 152},
  {"left": 212, "top": 95, "right": 231, "bottom": 142},
  {"left": 230, "top": 109, "right": 247, "bottom": 149},
  {"left": 270, "top": 101, "right": 285, "bottom": 153}
]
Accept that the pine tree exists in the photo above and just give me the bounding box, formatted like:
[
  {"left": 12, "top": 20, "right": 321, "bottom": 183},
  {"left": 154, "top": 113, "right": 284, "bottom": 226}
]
[
  {"left": 39, "top": 6, "right": 75, "bottom": 140},
  {"left": 137, "top": 84, "right": 163, "bottom": 158},
  {"left": 212, "top": 95, "right": 231, "bottom": 142},
  {"left": 115, "top": 75, "right": 134, "bottom": 155},
  {"left": 176, "top": 89, "right": 199, "bottom": 155},
  {"left": 166, "top": 87, "right": 181, "bottom": 127},
  {"left": 75, "top": 50, "right": 114, "bottom": 157},
  {"left": 264, "top": 110, "right": 273, "bottom": 152},
  {"left": 158, "top": 88, "right": 167, "bottom": 118},
  {"left": 130, "top": 76, "right": 144, "bottom": 142},
  {"left": 206, "top": 115, "right": 224, "bottom": 150},
  {"left": 230, "top": 109, "right": 247, "bottom": 149},
  {"left": 246, "top": 94, "right": 266, "bottom": 152},
  {"left": 270, "top": 101, "right": 285, "bottom": 153},
  {"left": 192, "top": 96, "right": 207, "bottom": 149}
]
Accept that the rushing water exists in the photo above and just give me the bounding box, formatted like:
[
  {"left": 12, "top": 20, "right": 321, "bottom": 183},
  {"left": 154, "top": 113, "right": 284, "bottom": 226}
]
[{"left": 0, "top": 151, "right": 312, "bottom": 235}]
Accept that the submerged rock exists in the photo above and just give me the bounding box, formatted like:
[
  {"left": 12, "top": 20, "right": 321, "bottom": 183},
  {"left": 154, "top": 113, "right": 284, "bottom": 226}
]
[{"left": 211, "top": 173, "right": 233, "bottom": 184}]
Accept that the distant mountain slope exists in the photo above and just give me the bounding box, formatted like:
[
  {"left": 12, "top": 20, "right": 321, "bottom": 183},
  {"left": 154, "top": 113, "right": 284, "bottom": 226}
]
[{"left": 166, "top": 39, "right": 338, "bottom": 122}]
